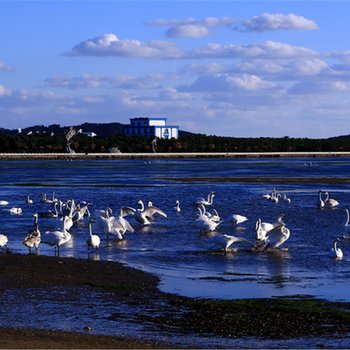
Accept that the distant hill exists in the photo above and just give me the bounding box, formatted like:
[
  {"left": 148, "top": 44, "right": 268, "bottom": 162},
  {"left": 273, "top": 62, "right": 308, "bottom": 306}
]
[
  {"left": 0, "top": 122, "right": 194, "bottom": 138},
  {"left": 327, "top": 134, "right": 350, "bottom": 140},
  {"left": 11, "top": 122, "right": 126, "bottom": 137}
]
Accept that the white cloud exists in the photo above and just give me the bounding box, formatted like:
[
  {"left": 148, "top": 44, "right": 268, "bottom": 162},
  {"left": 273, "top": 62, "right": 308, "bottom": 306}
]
[
  {"left": 328, "top": 50, "right": 350, "bottom": 64},
  {"left": 0, "top": 84, "right": 10, "bottom": 96},
  {"left": 239, "top": 13, "right": 318, "bottom": 32},
  {"left": 290, "top": 58, "right": 329, "bottom": 76},
  {"left": 44, "top": 73, "right": 176, "bottom": 90},
  {"left": 235, "top": 58, "right": 329, "bottom": 80},
  {"left": 188, "top": 40, "right": 316, "bottom": 59},
  {"left": 290, "top": 80, "right": 350, "bottom": 94},
  {"left": 44, "top": 74, "right": 106, "bottom": 89},
  {"left": 63, "top": 33, "right": 183, "bottom": 58},
  {"left": 147, "top": 16, "right": 232, "bottom": 28},
  {"left": 1, "top": 79, "right": 350, "bottom": 138},
  {"left": 182, "top": 73, "right": 278, "bottom": 92},
  {"left": 0, "top": 60, "right": 14, "bottom": 72},
  {"left": 148, "top": 14, "right": 316, "bottom": 38},
  {"left": 166, "top": 24, "right": 209, "bottom": 38},
  {"left": 180, "top": 63, "right": 228, "bottom": 75},
  {"left": 64, "top": 33, "right": 317, "bottom": 61},
  {"left": 159, "top": 87, "right": 193, "bottom": 100},
  {"left": 118, "top": 74, "right": 164, "bottom": 90},
  {"left": 147, "top": 16, "right": 233, "bottom": 38}
]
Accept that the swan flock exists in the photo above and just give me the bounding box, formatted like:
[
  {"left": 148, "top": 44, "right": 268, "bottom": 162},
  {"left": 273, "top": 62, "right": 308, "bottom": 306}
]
[{"left": 0, "top": 189, "right": 346, "bottom": 260}]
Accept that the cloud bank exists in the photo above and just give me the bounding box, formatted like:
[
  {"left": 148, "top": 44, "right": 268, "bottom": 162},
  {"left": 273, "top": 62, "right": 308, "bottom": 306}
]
[
  {"left": 239, "top": 13, "right": 318, "bottom": 32},
  {"left": 63, "top": 33, "right": 182, "bottom": 58},
  {"left": 147, "top": 13, "right": 318, "bottom": 38}
]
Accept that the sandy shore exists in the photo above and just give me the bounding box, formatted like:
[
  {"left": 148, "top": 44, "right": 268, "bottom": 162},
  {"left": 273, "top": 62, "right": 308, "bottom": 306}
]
[
  {"left": 1, "top": 151, "right": 350, "bottom": 160},
  {"left": 2, "top": 253, "right": 350, "bottom": 349}
]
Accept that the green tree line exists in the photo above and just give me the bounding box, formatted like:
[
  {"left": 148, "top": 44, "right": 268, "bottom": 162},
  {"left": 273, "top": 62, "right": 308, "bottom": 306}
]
[{"left": 0, "top": 133, "right": 349, "bottom": 153}]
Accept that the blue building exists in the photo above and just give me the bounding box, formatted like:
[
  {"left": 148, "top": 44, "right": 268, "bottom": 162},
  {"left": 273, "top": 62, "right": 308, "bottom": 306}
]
[{"left": 124, "top": 117, "right": 179, "bottom": 139}]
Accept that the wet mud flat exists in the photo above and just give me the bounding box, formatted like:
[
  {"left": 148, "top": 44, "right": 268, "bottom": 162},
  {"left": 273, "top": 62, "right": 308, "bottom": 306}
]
[
  {"left": 158, "top": 176, "right": 350, "bottom": 184},
  {"left": 1, "top": 254, "right": 350, "bottom": 348}
]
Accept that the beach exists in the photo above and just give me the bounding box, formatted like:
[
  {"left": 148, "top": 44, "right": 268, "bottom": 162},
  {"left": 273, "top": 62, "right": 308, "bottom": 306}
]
[
  {"left": 1, "top": 151, "right": 350, "bottom": 160},
  {"left": 2, "top": 253, "right": 350, "bottom": 349},
  {"left": 0, "top": 253, "right": 171, "bottom": 349}
]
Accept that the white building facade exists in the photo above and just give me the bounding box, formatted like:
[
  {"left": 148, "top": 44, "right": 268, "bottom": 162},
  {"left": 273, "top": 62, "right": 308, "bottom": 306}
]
[{"left": 124, "top": 117, "right": 179, "bottom": 139}]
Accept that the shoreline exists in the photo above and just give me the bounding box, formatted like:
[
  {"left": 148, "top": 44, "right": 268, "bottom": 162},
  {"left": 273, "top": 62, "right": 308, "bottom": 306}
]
[
  {"left": 2, "top": 253, "right": 350, "bottom": 348},
  {"left": 0, "top": 151, "right": 350, "bottom": 160},
  {"left": 0, "top": 327, "right": 166, "bottom": 349},
  {"left": 0, "top": 253, "right": 171, "bottom": 349}
]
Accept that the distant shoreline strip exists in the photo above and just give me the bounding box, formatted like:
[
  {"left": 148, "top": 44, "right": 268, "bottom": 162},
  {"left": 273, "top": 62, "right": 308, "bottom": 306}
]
[{"left": 0, "top": 151, "right": 350, "bottom": 160}]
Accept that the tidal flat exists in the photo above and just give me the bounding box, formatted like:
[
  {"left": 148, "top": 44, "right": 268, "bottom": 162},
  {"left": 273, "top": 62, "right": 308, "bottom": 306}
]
[{"left": 1, "top": 253, "right": 350, "bottom": 349}]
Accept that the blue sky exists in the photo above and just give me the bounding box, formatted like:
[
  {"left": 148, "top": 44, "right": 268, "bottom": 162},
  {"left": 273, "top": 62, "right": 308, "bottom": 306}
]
[{"left": 1, "top": 1, "right": 350, "bottom": 138}]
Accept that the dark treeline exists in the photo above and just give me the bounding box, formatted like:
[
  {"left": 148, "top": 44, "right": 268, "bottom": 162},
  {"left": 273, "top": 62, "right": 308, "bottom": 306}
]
[{"left": 0, "top": 133, "right": 350, "bottom": 153}]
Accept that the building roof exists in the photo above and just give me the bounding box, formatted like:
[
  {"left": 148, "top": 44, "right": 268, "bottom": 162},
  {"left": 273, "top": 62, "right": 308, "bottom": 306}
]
[{"left": 130, "top": 117, "right": 167, "bottom": 121}]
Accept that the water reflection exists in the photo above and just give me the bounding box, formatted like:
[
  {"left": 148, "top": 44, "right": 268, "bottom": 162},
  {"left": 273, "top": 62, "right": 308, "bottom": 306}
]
[
  {"left": 260, "top": 251, "right": 291, "bottom": 289},
  {"left": 88, "top": 252, "right": 100, "bottom": 261}
]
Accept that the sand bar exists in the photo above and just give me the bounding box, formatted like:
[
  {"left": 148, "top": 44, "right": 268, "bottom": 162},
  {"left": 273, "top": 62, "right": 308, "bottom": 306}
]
[{"left": 0, "top": 151, "right": 350, "bottom": 160}]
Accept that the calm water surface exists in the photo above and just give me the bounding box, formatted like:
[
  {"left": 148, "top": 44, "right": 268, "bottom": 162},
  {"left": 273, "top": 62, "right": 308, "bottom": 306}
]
[{"left": 1, "top": 158, "right": 350, "bottom": 347}]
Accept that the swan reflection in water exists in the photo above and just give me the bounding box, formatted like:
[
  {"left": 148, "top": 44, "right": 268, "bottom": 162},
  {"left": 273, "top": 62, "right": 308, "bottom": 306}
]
[
  {"left": 255, "top": 251, "right": 291, "bottom": 289},
  {"left": 88, "top": 252, "right": 100, "bottom": 261}
]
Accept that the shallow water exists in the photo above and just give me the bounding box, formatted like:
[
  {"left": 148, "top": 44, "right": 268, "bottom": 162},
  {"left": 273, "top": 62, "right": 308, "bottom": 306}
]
[{"left": 2, "top": 158, "right": 350, "bottom": 347}]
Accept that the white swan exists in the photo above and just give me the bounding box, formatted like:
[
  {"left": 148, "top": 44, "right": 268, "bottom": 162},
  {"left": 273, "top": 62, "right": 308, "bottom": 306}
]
[
  {"left": 262, "top": 190, "right": 281, "bottom": 203},
  {"left": 113, "top": 209, "right": 135, "bottom": 238},
  {"left": 194, "top": 192, "right": 215, "bottom": 206},
  {"left": 256, "top": 214, "right": 285, "bottom": 234},
  {"left": 271, "top": 193, "right": 280, "bottom": 203},
  {"left": 26, "top": 194, "right": 33, "bottom": 204},
  {"left": 344, "top": 209, "right": 350, "bottom": 231},
  {"left": 128, "top": 200, "right": 167, "bottom": 226},
  {"left": 329, "top": 238, "right": 343, "bottom": 259},
  {"left": 64, "top": 199, "right": 75, "bottom": 232},
  {"left": 208, "top": 208, "right": 221, "bottom": 222},
  {"left": 99, "top": 207, "right": 135, "bottom": 240},
  {"left": 209, "top": 234, "right": 254, "bottom": 252},
  {"left": 255, "top": 215, "right": 285, "bottom": 248},
  {"left": 317, "top": 190, "right": 325, "bottom": 208},
  {"left": 324, "top": 192, "right": 339, "bottom": 207},
  {"left": 0, "top": 234, "right": 8, "bottom": 250},
  {"left": 0, "top": 200, "right": 9, "bottom": 206},
  {"left": 283, "top": 194, "right": 291, "bottom": 203},
  {"left": 87, "top": 220, "right": 100, "bottom": 251},
  {"left": 255, "top": 218, "right": 269, "bottom": 244},
  {"left": 96, "top": 208, "right": 116, "bottom": 239},
  {"left": 9, "top": 207, "right": 23, "bottom": 215},
  {"left": 232, "top": 214, "right": 248, "bottom": 225},
  {"left": 38, "top": 202, "right": 59, "bottom": 218},
  {"left": 198, "top": 204, "right": 221, "bottom": 222},
  {"left": 73, "top": 203, "right": 90, "bottom": 222},
  {"left": 175, "top": 200, "right": 181, "bottom": 213},
  {"left": 195, "top": 205, "right": 221, "bottom": 232},
  {"left": 23, "top": 213, "right": 41, "bottom": 255},
  {"left": 41, "top": 192, "right": 58, "bottom": 204},
  {"left": 63, "top": 199, "right": 76, "bottom": 216},
  {"left": 41, "top": 216, "right": 72, "bottom": 256},
  {"left": 265, "top": 224, "right": 291, "bottom": 250}
]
